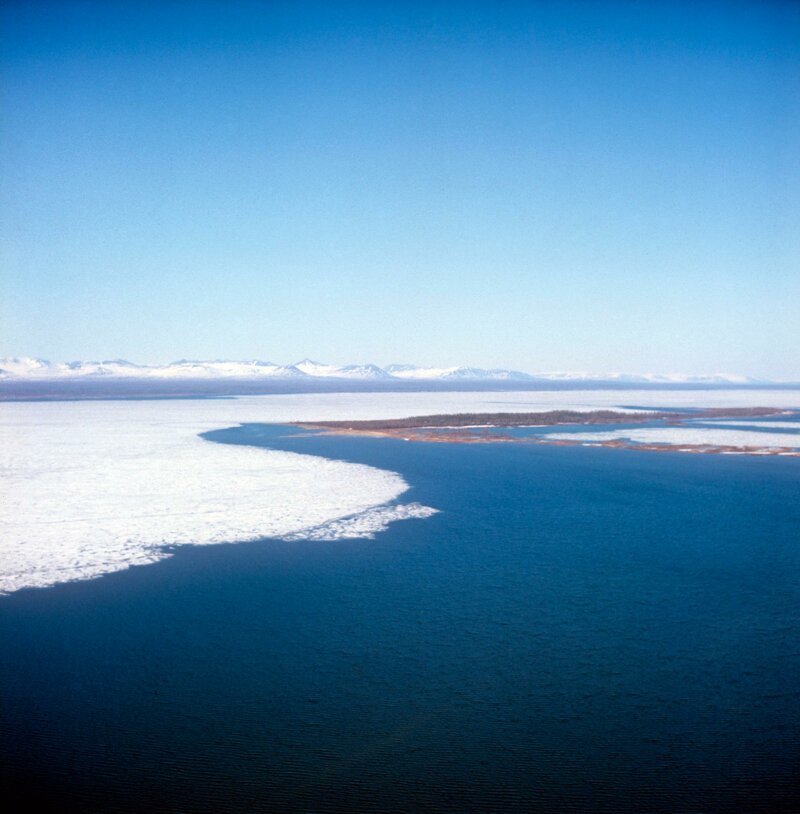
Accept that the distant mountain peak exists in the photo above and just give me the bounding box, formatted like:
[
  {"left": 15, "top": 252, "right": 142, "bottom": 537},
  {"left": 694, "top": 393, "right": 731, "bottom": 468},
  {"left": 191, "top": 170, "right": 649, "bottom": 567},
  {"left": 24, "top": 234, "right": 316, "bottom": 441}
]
[{"left": 0, "top": 356, "right": 768, "bottom": 385}]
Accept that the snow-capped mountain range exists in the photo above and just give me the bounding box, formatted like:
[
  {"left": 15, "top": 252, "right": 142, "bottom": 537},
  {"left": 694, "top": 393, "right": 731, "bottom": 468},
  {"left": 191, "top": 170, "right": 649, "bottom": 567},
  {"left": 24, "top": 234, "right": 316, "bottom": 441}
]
[{"left": 0, "top": 356, "right": 765, "bottom": 384}]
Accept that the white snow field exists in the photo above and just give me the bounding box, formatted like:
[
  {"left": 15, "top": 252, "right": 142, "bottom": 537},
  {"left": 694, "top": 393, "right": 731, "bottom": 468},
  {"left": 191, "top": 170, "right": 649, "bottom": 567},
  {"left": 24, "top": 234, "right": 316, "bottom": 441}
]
[
  {"left": 2, "top": 389, "right": 799, "bottom": 594},
  {"left": 545, "top": 426, "right": 800, "bottom": 449},
  {"left": 700, "top": 419, "right": 800, "bottom": 429}
]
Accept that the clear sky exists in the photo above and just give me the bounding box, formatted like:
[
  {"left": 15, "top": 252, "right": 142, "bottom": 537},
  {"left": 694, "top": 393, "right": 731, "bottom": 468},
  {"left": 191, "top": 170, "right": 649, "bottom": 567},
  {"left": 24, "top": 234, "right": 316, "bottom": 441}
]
[{"left": 2, "top": 1, "right": 798, "bottom": 378}]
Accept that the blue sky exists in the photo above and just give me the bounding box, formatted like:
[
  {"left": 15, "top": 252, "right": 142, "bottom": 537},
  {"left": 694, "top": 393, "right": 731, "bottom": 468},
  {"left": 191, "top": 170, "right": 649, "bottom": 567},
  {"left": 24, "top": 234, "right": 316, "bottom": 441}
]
[{"left": 2, "top": 1, "right": 798, "bottom": 378}]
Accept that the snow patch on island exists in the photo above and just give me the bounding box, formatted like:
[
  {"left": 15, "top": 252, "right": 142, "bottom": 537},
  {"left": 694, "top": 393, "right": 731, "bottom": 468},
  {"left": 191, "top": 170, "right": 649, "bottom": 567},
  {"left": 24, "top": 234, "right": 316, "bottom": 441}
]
[
  {"left": 545, "top": 426, "right": 800, "bottom": 449},
  {"left": 698, "top": 419, "right": 799, "bottom": 430}
]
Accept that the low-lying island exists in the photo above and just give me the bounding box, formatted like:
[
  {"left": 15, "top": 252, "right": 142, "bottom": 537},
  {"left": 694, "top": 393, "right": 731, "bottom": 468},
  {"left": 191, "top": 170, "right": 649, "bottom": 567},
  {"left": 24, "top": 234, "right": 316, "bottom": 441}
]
[{"left": 294, "top": 407, "right": 800, "bottom": 456}]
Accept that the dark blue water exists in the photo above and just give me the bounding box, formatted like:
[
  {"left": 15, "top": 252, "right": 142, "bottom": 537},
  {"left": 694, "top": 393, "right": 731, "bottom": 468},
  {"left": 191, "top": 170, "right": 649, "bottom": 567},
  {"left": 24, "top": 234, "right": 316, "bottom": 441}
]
[{"left": 2, "top": 426, "right": 799, "bottom": 812}]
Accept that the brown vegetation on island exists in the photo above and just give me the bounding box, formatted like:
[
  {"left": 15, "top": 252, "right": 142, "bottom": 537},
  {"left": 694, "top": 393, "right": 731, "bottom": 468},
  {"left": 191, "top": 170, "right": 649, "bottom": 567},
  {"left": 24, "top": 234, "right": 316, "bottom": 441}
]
[{"left": 297, "top": 406, "right": 782, "bottom": 432}]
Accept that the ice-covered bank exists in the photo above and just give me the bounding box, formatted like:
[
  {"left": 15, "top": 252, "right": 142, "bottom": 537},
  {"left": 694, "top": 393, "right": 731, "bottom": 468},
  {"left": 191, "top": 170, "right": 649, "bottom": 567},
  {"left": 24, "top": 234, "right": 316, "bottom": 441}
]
[
  {"left": 0, "top": 398, "right": 440, "bottom": 594},
  {"left": 2, "top": 388, "right": 799, "bottom": 594}
]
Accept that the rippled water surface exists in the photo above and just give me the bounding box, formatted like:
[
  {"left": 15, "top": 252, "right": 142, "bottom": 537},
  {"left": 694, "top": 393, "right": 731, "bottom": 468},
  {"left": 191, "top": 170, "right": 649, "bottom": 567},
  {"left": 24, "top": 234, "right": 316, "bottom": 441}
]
[{"left": 2, "top": 425, "right": 799, "bottom": 812}]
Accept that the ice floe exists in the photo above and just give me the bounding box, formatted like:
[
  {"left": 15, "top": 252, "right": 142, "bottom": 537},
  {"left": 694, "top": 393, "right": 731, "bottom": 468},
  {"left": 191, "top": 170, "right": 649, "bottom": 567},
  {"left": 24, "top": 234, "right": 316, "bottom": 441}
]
[{"left": 1, "top": 397, "right": 441, "bottom": 594}]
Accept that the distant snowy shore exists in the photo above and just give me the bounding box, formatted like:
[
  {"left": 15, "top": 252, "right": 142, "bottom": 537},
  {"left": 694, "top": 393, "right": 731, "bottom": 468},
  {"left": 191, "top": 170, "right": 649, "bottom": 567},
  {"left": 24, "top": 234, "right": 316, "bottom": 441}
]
[{"left": 0, "top": 356, "right": 770, "bottom": 385}]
